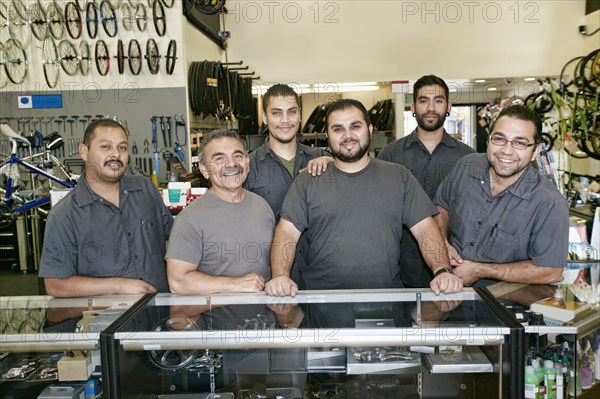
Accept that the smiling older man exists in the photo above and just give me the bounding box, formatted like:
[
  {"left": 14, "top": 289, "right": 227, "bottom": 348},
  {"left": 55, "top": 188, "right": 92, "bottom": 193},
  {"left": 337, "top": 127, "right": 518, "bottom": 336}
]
[{"left": 166, "top": 130, "right": 275, "bottom": 294}]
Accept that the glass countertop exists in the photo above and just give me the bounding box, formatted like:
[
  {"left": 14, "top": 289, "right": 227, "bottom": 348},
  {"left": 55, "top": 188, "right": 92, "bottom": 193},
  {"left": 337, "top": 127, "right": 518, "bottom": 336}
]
[{"left": 113, "top": 289, "right": 512, "bottom": 350}]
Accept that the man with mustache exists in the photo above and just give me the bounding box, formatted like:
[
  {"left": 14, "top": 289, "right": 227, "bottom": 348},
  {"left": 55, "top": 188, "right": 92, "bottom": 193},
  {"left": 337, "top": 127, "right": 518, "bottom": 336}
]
[
  {"left": 166, "top": 130, "right": 275, "bottom": 294},
  {"left": 434, "top": 105, "right": 568, "bottom": 286},
  {"left": 377, "top": 75, "right": 474, "bottom": 288},
  {"left": 39, "top": 119, "right": 173, "bottom": 297},
  {"left": 265, "top": 99, "right": 463, "bottom": 296}
]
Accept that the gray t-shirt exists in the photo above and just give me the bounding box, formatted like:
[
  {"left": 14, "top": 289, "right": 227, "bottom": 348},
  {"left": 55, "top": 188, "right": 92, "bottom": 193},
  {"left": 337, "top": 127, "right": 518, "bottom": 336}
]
[
  {"left": 166, "top": 190, "right": 275, "bottom": 279},
  {"left": 281, "top": 158, "right": 438, "bottom": 290},
  {"left": 435, "top": 153, "right": 569, "bottom": 269}
]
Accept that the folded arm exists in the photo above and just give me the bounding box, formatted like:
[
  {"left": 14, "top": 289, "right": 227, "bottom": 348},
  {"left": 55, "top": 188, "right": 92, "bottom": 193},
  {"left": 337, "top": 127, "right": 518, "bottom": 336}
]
[{"left": 44, "top": 276, "right": 157, "bottom": 297}]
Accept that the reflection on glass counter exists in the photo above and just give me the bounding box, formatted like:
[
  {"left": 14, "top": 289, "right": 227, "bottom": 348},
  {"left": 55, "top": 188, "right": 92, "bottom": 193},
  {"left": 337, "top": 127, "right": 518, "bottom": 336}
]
[
  {"left": 0, "top": 295, "right": 144, "bottom": 399},
  {"left": 106, "top": 289, "right": 520, "bottom": 399}
]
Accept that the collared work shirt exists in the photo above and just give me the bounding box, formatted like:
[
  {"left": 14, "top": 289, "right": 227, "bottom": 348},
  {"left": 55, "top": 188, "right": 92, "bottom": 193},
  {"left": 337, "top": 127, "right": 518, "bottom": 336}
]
[
  {"left": 435, "top": 153, "right": 568, "bottom": 268},
  {"left": 39, "top": 173, "right": 174, "bottom": 292},
  {"left": 377, "top": 129, "right": 474, "bottom": 287},
  {"left": 245, "top": 137, "right": 328, "bottom": 218}
]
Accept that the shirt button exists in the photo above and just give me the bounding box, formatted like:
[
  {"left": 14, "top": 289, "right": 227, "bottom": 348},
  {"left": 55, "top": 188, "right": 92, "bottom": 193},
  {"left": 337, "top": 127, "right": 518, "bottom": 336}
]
[
  {"left": 128, "top": 232, "right": 131, "bottom": 236},
  {"left": 480, "top": 181, "right": 484, "bottom": 184},
  {"left": 134, "top": 255, "right": 138, "bottom": 259},
  {"left": 426, "top": 176, "right": 431, "bottom": 180},
  {"left": 469, "top": 242, "right": 474, "bottom": 246},
  {"left": 477, "top": 221, "right": 482, "bottom": 225},
  {"left": 487, "top": 199, "right": 492, "bottom": 203}
]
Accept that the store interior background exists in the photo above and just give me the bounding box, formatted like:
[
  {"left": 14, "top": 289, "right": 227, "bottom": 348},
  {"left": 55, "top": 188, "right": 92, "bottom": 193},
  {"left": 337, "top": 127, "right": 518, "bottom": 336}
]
[{"left": 0, "top": 0, "right": 599, "bottom": 295}]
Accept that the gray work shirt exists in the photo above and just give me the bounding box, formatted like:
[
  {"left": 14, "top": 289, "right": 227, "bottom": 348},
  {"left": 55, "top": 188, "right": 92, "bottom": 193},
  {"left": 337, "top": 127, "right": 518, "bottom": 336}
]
[
  {"left": 435, "top": 153, "right": 568, "bottom": 270},
  {"left": 245, "top": 137, "right": 329, "bottom": 218},
  {"left": 377, "top": 129, "right": 475, "bottom": 287},
  {"left": 39, "top": 173, "right": 174, "bottom": 292}
]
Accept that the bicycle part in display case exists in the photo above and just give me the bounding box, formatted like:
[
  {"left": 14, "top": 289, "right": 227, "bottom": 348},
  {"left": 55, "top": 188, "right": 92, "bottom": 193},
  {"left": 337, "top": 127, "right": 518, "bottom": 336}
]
[
  {"left": 145, "top": 38, "right": 159, "bottom": 75},
  {"left": 94, "top": 39, "right": 109, "bottom": 76},
  {"left": 165, "top": 39, "right": 176, "bottom": 75},
  {"left": 64, "top": 1, "right": 82, "bottom": 39}
]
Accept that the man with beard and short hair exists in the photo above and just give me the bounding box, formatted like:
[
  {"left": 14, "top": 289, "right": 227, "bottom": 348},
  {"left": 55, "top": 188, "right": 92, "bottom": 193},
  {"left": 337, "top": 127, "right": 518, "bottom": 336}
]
[
  {"left": 40, "top": 119, "right": 173, "bottom": 297},
  {"left": 166, "top": 130, "right": 275, "bottom": 294},
  {"left": 265, "top": 99, "right": 463, "bottom": 297},
  {"left": 434, "top": 104, "right": 568, "bottom": 286},
  {"left": 377, "top": 75, "right": 474, "bottom": 288}
]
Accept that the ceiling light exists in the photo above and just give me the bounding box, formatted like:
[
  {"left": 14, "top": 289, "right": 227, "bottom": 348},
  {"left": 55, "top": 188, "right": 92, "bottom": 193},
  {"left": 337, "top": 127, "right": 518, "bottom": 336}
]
[
  {"left": 487, "top": 87, "right": 498, "bottom": 91},
  {"left": 475, "top": 79, "right": 486, "bottom": 83},
  {"left": 524, "top": 77, "right": 536, "bottom": 81}
]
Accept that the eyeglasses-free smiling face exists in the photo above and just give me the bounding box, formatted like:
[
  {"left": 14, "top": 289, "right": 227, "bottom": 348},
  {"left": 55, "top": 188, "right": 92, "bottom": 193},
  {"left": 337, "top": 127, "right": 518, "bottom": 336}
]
[
  {"left": 80, "top": 126, "right": 129, "bottom": 184},
  {"left": 262, "top": 95, "right": 301, "bottom": 145},
  {"left": 487, "top": 116, "right": 538, "bottom": 181},
  {"left": 199, "top": 136, "right": 249, "bottom": 193}
]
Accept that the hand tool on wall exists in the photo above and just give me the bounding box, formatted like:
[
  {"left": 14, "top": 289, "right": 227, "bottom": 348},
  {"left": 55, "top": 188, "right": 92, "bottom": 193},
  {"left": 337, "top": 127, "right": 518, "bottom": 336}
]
[
  {"left": 159, "top": 116, "right": 168, "bottom": 148},
  {"left": 166, "top": 116, "right": 172, "bottom": 147},
  {"left": 59, "top": 115, "right": 68, "bottom": 134},
  {"left": 151, "top": 116, "right": 160, "bottom": 187},
  {"left": 54, "top": 119, "right": 63, "bottom": 134},
  {"left": 174, "top": 114, "right": 186, "bottom": 162},
  {"left": 66, "top": 119, "right": 75, "bottom": 137}
]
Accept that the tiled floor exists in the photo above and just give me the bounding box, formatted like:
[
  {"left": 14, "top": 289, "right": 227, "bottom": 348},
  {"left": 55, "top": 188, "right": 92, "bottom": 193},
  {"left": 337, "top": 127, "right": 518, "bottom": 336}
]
[{"left": 0, "top": 271, "right": 43, "bottom": 296}]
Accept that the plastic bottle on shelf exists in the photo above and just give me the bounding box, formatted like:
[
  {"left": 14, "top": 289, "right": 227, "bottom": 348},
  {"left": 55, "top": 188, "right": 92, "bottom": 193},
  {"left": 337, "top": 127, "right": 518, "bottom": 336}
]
[
  {"left": 544, "top": 359, "right": 557, "bottom": 399},
  {"left": 534, "top": 358, "right": 547, "bottom": 399},
  {"left": 526, "top": 365, "right": 541, "bottom": 399},
  {"left": 581, "top": 353, "right": 592, "bottom": 390}
]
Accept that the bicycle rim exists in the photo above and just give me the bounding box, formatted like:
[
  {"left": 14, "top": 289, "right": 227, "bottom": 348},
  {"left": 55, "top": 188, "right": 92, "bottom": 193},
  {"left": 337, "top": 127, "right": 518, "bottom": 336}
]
[
  {"left": 95, "top": 39, "right": 110, "bottom": 76},
  {"left": 135, "top": 3, "right": 147, "bottom": 31},
  {"left": 193, "top": 0, "right": 225, "bottom": 15},
  {"left": 100, "top": 0, "right": 117, "bottom": 37},
  {"left": 79, "top": 40, "right": 91, "bottom": 75},
  {"left": 65, "top": 1, "right": 82, "bottom": 39},
  {"left": 128, "top": 39, "right": 142, "bottom": 75},
  {"left": 7, "top": 8, "right": 30, "bottom": 48},
  {"left": 58, "top": 39, "right": 79, "bottom": 76},
  {"left": 86, "top": 1, "right": 98, "bottom": 38},
  {"left": 116, "top": 39, "right": 125, "bottom": 74},
  {"left": 46, "top": 1, "right": 65, "bottom": 40},
  {"left": 42, "top": 36, "right": 59, "bottom": 88},
  {"left": 29, "top": 1, "right": 48, "bottom": 41},
  {"left": 146, "top": 38, "right": 159, "bottom": 74},
  {"left": 152, "top": 0, "right": 166, "bottom": 36},
  {"left": 165, "top": 39, "right": 176, "bottom": 75},
  {"left": 5, "top": 38, "right": 27, "bottom": 84}
]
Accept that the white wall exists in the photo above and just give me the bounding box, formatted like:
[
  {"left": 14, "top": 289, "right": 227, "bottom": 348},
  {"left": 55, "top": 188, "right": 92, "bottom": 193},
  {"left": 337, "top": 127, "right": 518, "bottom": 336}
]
[{"left": 225, "top": 0, "right": 590, "bottom": 84}]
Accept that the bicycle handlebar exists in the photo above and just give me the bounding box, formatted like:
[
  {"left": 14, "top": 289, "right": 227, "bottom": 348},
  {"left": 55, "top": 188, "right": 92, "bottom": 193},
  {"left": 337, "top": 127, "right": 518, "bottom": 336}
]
[{"left": 1, "top": 123, "right": 29, "bottom": 155}]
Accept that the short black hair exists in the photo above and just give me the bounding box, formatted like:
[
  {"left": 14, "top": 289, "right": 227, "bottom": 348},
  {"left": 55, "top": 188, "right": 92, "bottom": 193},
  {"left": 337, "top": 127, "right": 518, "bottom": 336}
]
[
  {"left": 198, "top": 129, "right": 244, "bottom": 163},
  {"left": 490, "top": 105, "right": 542, "bottom": 144},
  {"left": 83, "top": 119, "right": 127, "bottom": 147},
  {"left": 325, "top": 99, "right": 371, "bottom": 130},
  {"left": 262, "top": 84, "right": 299, "bottom": 113},
  {"left": 413, "top": 74, "right": 449, "bottom": 104}
]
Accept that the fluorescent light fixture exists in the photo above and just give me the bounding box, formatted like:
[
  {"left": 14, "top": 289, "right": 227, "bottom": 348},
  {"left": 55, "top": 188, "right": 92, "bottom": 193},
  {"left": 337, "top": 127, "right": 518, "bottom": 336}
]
[
  {"left": 487, "top": 87, "right": 498, "bottom": 91},
  {"left": 524, "top": 77, "right": 536, "bottom": 81},
  {"left": 475, "top": 79, "right": 486, "bottom": 83}
]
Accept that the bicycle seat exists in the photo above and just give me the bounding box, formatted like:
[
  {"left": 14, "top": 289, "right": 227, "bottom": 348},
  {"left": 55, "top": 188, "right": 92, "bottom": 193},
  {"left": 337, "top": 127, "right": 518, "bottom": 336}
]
[
  {"left": 0, "top": 124, "right": 28, "bottom": 143},
  {"left": 45, "top": 132, "right": 64, "bottom": 150}
]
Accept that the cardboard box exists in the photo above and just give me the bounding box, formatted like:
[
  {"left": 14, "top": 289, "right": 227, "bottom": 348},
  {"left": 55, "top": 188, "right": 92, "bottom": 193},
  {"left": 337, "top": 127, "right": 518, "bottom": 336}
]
[{"left": 57, "top": 353, "right": 91, "bottom": 382}]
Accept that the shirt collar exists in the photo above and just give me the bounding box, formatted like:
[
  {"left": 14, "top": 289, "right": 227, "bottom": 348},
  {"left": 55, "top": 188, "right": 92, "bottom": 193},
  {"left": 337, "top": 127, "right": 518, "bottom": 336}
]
[
  {"left": 468, "top": 157, "right": 537, "bottom": 201},
  {"left": 75, "top": 172, "right": 142, "bottom": 207},
  {"left": 403, "top": 128, "right": 458, "bottom": 150},
  {"left": 255, "top": 136, "right": 310, "bottom": 162}
]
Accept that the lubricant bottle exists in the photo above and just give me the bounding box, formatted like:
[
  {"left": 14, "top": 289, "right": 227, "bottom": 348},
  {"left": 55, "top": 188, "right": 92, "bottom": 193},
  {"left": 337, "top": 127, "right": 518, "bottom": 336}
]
[
  {"left": 533, "top": 358, "right": 546, "bottom": 399},
  {"left": 526, "top": 365, "right": 541, "bottom": 399},
  {"left": 554, "top": 354, "right": 565, "bottom": 399},
  {"left": 544, "top": 359, "right": 557, "bottom": 399}
]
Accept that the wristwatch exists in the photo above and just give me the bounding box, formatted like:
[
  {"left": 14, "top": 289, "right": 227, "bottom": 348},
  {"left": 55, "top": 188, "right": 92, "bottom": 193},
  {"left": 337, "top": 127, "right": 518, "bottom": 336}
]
[{"left": 434, "top": 267, "right": 454, "bottom": 277}]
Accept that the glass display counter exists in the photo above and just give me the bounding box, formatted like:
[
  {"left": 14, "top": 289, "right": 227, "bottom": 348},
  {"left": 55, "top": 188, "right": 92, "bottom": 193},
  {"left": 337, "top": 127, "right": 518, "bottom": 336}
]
[
  {"left": 487, "top": 281, "right": 600, "bottom": 398},
  {"left": 105, "top": 289, "right": 522, "bottom": 399},
  {"left": 0, "top": 294, "right": 145, "bottom": 398}
]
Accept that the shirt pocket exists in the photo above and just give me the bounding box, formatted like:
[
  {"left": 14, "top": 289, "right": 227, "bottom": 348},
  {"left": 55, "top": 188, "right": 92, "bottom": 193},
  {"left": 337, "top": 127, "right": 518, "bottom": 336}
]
[
  {"left": 480, "top": 227, "right": 522, "bottom": 263},
  {"left": 140, "top": 217, "right": 162, "bottom": 255}
]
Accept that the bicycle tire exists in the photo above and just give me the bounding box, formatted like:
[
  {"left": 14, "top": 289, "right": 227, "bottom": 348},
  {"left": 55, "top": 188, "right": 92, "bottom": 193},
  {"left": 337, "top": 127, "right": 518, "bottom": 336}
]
[
  {"left": 152, "top": 0, "right": 166, "bottom": 36},
  {"left": 560, "top": 56, "right": 584, "bottom": 96},
  {"left": 86, "top": 1, "right": 98, "bottom": 39},
  {"left": 7, "top": 6, "right": 30, "bottom": 49},
  {"left": 10, "top": 0, "right": 27, "bottom": 20},
  {"left": 4, "top": 38, "right": 27, "bottom": 84},
  {"left": 99, "top": 0, "right": 117, "bottom": 37},
  {"left": 42, "top": 36, "right": 59, "bottom": 88},
  {"left": 145, "top": 38, "right": 159, "bottom": 75},
  {"left": 64, "top": 1, "right": 82, "bottom": 39},
  {"left": 46, "top": 0, "right": 65, "bottom": 40},
  {"left": 58, "top": 39, "right": 79, "bottom": 76},
  {"left": 135, "top": 2, "right": 147, "bottom": 31},
  {"left": 79, "top": 40, "right": 91, "bottom": 75},
  {"left": 192, "top": 0, "right": 225, "bottom": 15},
  {"left": 579, "top": 49, "right": 600, "bottom": 94},
  {"left": 121, "top": 1, "right": 134, "bottom": 31},
  {"left": 128, "top": 38, "right": 142, "bottom": 75},
  {"left": 160, "top": 0, "right": 175, "bottom": 8},
  {"left": 578, "top": 136, "right": 600, "bottom": 160},
  {"left": 74, "top": 0, "right": 83, "bottom": 11},
  {"left": 115, "top": 39, "right": 125, "bottom": 75},
  {"left": 95, "top": 39, "right": 110, "bottom": 76},
  {"left": 0, "top": 42, "right": 7, "bottom": 89},
  {"left": 525, "top": 91, "right": 553, "bottom": 114},
  {"left": 165, "top": 39, "right": 176, "bottom": 75},
  {"left": 29, "top": 1, "right": 48, "bottom": 41}
]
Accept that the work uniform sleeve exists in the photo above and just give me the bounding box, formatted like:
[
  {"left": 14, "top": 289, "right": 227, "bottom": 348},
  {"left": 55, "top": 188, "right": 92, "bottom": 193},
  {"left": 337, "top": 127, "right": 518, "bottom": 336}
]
[
  {"left": 529, "top": 197, "right": 569, "bottom": 268},
  {"left": 39, "top": 212, "right": 79, "bottom": 279},
  {"left": 279, "top": 172, "right": 310, "bottom": 234},
  {"left": 400, "top": 167, "right": 438, "bottom": 228}
]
